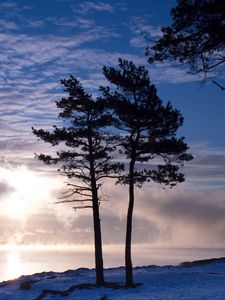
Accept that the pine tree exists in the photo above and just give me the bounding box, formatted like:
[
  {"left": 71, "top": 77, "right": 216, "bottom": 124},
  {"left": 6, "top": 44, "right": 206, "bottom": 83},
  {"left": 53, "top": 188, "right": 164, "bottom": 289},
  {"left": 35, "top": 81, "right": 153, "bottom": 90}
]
[
  {"left": 146, "top": 0, "right": 225, "bottom": 90},
  {"left": 101, "top": 59, "right": 193, "bottom": 286},
  {"left": 32, "top": 75, "right": 122, "bottom": 286}
]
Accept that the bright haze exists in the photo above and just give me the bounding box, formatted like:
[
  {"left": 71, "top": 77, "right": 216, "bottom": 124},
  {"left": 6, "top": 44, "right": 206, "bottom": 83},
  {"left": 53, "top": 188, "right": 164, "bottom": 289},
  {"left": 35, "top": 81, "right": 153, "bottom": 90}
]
[{"left": 0, "top": 0, "right": 225, "bottom": 251}]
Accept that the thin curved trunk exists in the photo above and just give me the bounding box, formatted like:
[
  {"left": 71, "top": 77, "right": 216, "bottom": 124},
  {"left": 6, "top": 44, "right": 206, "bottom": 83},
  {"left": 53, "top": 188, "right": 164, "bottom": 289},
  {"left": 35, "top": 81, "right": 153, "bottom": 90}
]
[{"left": 125, "top": 158, "right": 135, "bottom": 287}]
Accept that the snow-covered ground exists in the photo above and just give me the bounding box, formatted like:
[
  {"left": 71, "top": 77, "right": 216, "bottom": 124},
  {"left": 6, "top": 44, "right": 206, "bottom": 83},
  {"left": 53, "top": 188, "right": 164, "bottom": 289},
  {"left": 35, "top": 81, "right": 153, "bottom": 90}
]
[{"left": 1, "top": 257, "right": 225, "bottom": 300}]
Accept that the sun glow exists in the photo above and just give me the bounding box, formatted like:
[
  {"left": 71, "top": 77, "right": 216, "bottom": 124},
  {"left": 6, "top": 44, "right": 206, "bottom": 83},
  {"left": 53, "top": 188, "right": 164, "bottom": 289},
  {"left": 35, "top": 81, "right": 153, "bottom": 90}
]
[
  {"left": 4, "top": 250, "right": 22, "bottom": 280},
  {"left": 0, "top": 166, "right": 59, "bottom": 219}
]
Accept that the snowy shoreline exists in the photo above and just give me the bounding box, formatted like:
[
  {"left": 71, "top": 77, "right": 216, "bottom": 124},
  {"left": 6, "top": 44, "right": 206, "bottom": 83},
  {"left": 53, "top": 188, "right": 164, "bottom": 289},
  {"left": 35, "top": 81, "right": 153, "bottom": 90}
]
[{"left": 1, "top": 257, "right": 225, "bottom": 299}]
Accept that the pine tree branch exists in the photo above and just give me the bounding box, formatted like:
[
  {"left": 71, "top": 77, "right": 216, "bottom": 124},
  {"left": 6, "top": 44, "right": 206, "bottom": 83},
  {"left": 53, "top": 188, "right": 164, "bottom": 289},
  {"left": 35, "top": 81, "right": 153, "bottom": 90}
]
[
  {"left": 55, "top": 199, "right": 92, "bottom": 204},
  {"left": 73, "top": 205, "right": 93, "bottom": 210},
  {"left": 211, "top": 80, "right": 225, "bottom": 91},
  {"left": 59, "top": 189, "right": 92, "bottom": 198},
  {"left": 64, "top": 182, "right": 92, "bottom": 191}
]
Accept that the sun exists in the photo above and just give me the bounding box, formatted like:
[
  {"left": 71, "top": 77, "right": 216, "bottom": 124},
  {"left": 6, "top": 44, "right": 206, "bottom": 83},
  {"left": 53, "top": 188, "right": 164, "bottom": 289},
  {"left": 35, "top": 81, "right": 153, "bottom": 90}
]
[{"left": 0, "top": 166, "right": 58, "bottom": 219}]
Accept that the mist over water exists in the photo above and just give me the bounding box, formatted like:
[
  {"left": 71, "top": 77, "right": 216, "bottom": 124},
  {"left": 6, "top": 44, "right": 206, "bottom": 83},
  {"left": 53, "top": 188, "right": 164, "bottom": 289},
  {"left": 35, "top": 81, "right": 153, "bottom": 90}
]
[{"left": 1, "top": 245, "right": 225, "bottom": 282}]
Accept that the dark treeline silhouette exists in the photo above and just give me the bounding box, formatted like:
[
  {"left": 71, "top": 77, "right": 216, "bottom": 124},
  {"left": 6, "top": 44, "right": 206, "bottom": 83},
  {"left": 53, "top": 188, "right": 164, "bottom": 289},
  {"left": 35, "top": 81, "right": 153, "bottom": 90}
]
[
  {"left": 146, "top": 0, "right": 225, "bottom": 90},
  {"left": 33, "top": 59, "right": 192, "bottom": 287}
]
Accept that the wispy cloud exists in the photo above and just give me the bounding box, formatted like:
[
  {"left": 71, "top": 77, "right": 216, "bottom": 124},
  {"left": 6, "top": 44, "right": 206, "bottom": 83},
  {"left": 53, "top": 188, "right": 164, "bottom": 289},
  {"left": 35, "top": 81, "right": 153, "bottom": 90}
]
[
  {"left": 0, "top": 1, "right": 18, "bottom": 9},
  {"left": 0, "top": 1, "right": 32, "bottom": 17},
  {"left": 0, "top": 28, "right": 121, "bottom": 141},
  {"left": 0, "top": 26, "right": 204, "bottom": 176},
  {"left": 73, "top": 2, "right": 115, "bottom": 14},
  {"left": 128, "top": 16, "right": 162, "bottom": 48},
  {"left": 0, "top": 20, "right": 18, "bottom": 30},
  {"left": 75, "top": 17, "right": 95, "bottom": 29},
  {"left": 25, "top": 19, "right": 45, "bottom": 28},
  {"left": 147, "top": 61, "right": 203, "bottom": 84}
]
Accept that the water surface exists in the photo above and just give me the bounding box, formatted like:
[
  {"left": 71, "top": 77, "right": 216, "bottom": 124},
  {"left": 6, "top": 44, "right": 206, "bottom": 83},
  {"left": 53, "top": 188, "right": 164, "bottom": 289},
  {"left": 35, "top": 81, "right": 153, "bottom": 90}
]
[{"left": 1, "top": 245, "right": 225, "bottom": 282}]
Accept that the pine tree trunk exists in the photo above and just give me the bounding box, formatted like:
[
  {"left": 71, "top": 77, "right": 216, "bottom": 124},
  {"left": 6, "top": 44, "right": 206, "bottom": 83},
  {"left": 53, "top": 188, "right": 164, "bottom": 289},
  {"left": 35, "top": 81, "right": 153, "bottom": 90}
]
[
  {"left": 125, "top": 159, "right": 135, "bottom": 287},
  {"left": 88, "top": 133, "right": 105, "bottom": 286},
  {"left": 92, "top": 184, "right": 105, "bottom": 286}
]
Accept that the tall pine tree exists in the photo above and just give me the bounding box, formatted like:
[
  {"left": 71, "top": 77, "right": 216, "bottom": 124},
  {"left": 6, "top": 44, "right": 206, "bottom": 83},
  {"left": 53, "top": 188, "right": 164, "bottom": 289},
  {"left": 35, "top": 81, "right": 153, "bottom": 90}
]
[
  {"left": 32, "top": 75, "right": 122, "bottom": 286},
  {"left": 101, "top": 59, "right": 193, "bottom": 286}
]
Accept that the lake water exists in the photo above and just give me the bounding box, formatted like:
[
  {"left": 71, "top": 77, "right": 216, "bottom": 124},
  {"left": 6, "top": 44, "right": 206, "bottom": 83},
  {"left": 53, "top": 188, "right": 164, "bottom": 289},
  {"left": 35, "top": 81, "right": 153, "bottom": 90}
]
[{"left": 1, "top": 245, "right": 225, "bottom": 282}]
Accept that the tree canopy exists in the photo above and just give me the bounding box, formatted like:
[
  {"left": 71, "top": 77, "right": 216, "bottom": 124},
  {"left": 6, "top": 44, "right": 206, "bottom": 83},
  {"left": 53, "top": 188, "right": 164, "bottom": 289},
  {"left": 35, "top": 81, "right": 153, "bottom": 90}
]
[{"left": 146, "top": 0, "right": 225, "bottom": 89}]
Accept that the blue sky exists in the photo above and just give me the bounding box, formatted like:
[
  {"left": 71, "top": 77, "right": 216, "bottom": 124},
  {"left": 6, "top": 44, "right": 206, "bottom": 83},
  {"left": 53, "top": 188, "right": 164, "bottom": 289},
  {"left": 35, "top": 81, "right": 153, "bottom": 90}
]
[{"left": 0, "top": 0, "right": 225, "bottom": 252}]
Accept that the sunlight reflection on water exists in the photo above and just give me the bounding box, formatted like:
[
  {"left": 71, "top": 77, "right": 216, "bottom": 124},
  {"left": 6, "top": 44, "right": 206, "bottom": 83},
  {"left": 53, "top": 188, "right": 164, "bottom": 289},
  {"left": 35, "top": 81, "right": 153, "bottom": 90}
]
[
  {"left": 5, "top": 251, "right": 22, "bottom": 281},
  {"left": 1, "top": 245, "right": 225, "bottom": 282}
]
